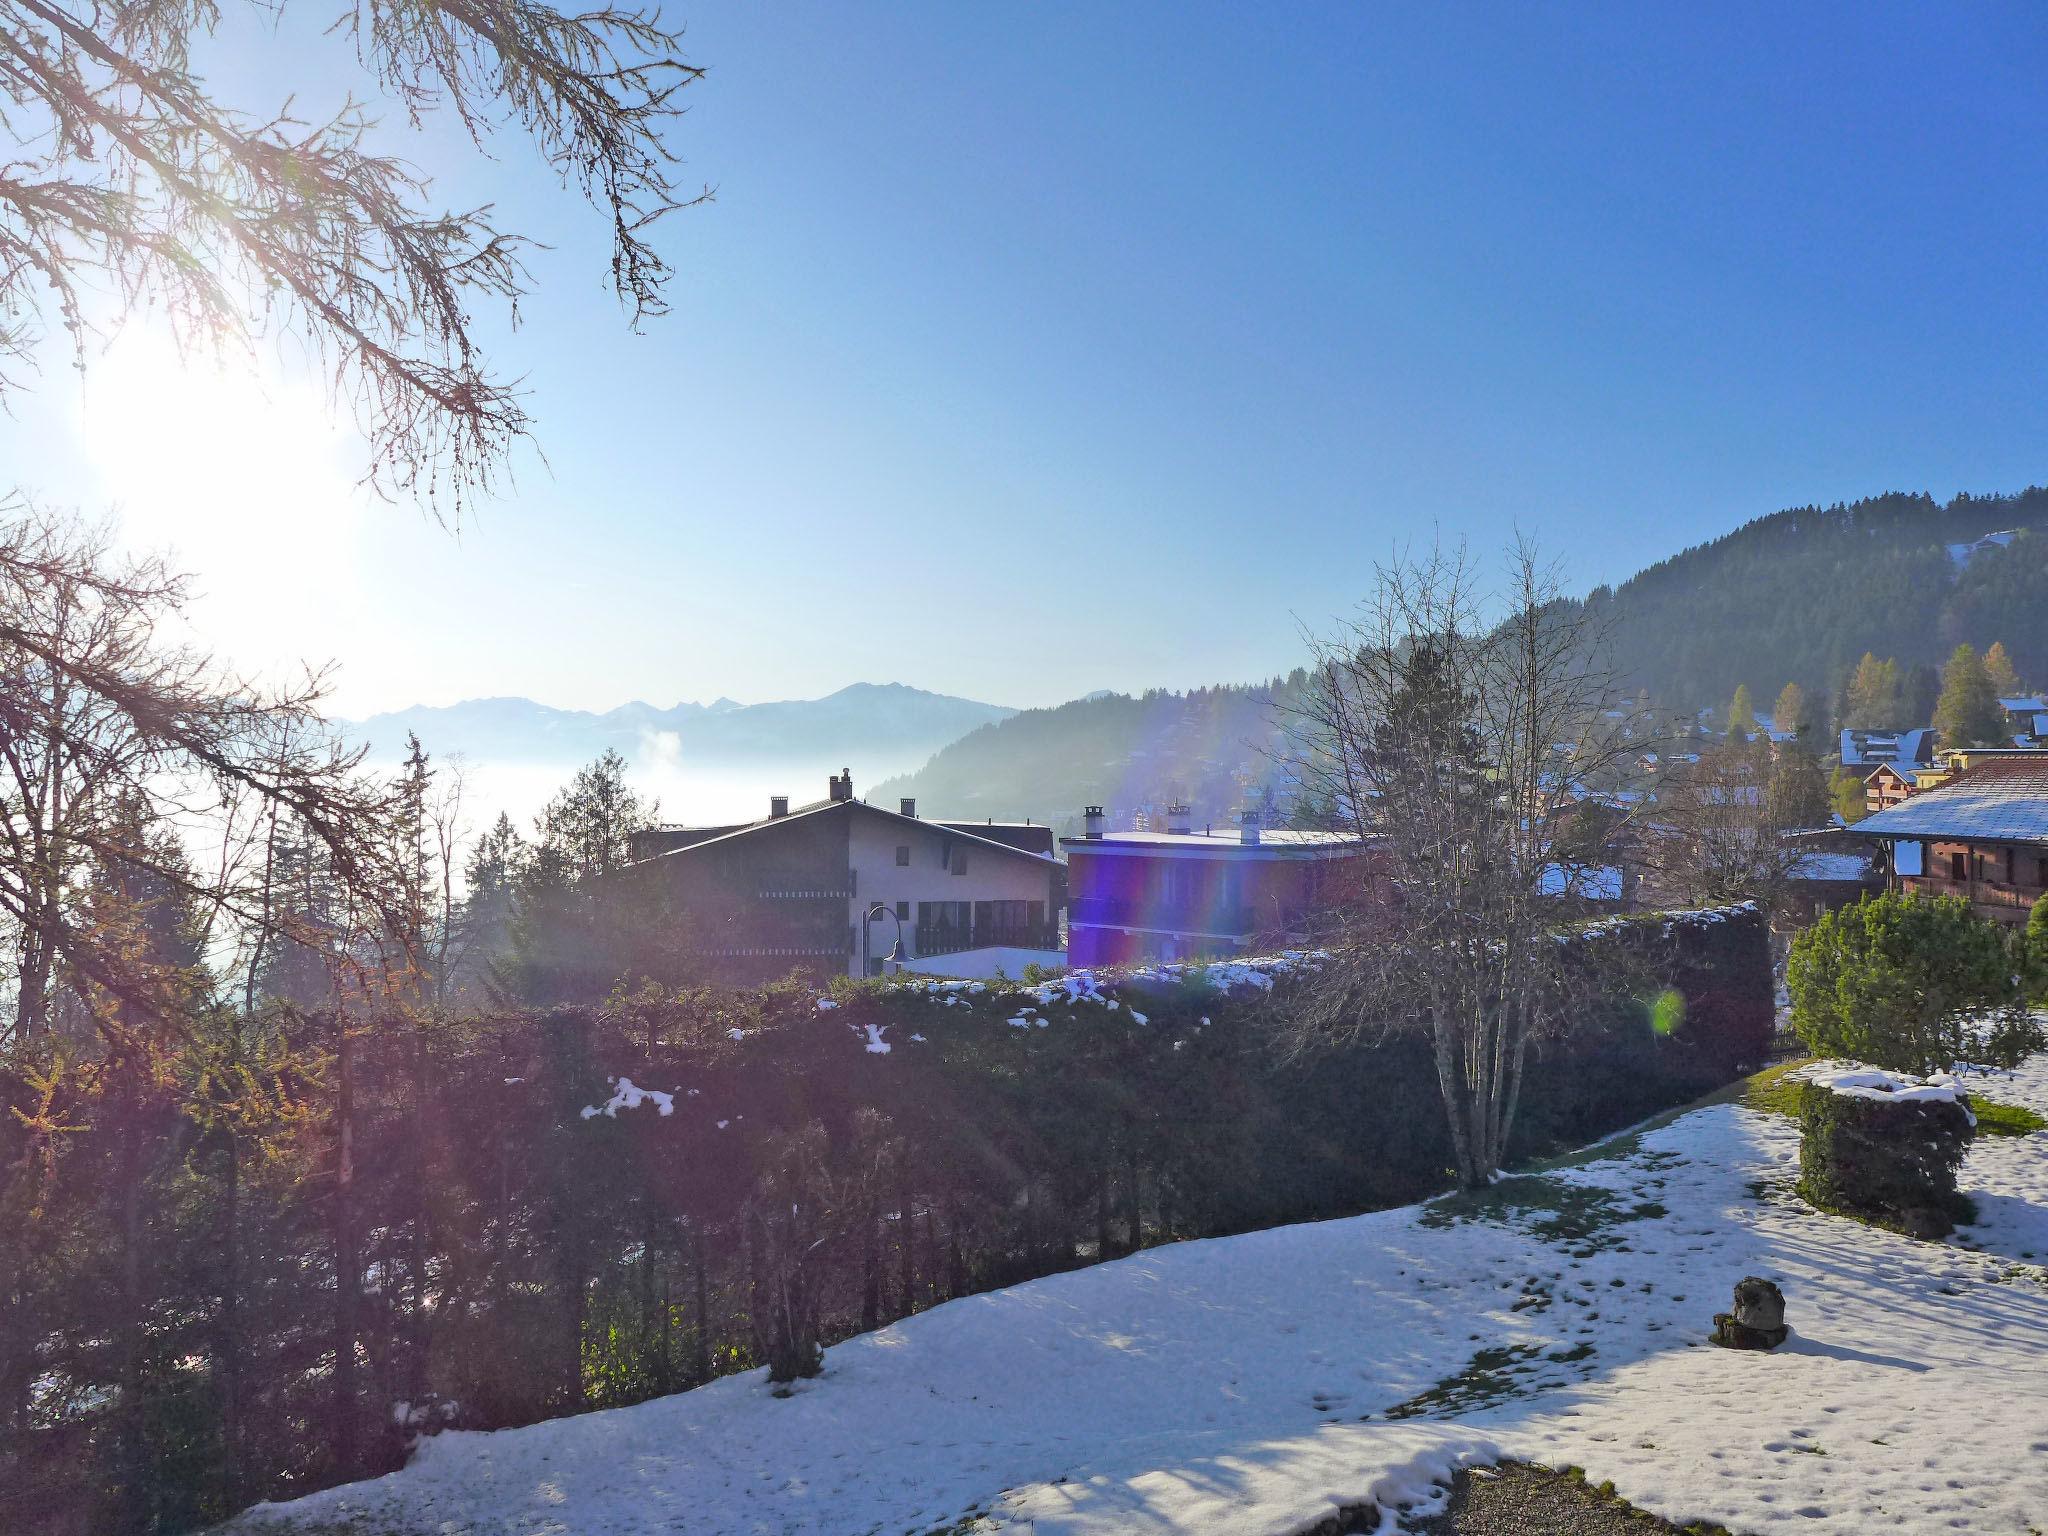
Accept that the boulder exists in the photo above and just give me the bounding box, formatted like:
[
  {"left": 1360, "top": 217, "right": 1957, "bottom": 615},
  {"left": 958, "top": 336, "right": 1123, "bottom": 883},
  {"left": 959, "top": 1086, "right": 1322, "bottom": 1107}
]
[{"left": 1710, "top": 1275, "right": 1788, "bottom": 1350}]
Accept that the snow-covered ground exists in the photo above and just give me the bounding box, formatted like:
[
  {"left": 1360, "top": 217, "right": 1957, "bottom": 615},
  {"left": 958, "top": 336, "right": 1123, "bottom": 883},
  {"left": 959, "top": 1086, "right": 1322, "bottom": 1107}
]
[{"left": 233, "top": 1060, "right": 2048, "bottom": 1536}]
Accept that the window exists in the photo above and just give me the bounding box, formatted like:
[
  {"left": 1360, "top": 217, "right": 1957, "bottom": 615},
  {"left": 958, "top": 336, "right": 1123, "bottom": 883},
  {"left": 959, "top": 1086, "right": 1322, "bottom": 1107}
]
[
  {"left": 1950, "top": 850, "right": 1967, "bottom": 882},
  {"left": 951, "top": 848, "right": 968, "bottom": 876},
  {"left": 895, "top": 900, "right": 909, "bottom": 921},
  {"left": 895, "top": 845, "right": 910, "bottom": 866}
]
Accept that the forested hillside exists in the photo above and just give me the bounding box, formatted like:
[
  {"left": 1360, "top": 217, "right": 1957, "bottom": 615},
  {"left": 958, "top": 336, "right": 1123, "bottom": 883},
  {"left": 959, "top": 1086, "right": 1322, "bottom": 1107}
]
[
  {"left": 873, "top": 676, "right": 1313, "bottom": 834},
  {"left": 885, "top": 487, "right": 2048, "bottom": 828},
  {"left": 1582, "top": 487, "right": 2048, "bottom": 714}
]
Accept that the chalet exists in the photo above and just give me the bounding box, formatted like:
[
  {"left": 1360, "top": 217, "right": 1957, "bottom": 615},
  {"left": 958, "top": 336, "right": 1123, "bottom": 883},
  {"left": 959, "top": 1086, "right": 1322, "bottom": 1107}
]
[
  {"left": 1779, "top": 828, "right": 1882, "bottom": 922},
  {"left": 1854, "top": 755, "right": 2048, "bottom": 925},
  {"left": 1863, "top": 760, "right": 1935, "bottom": 815},
  {"left": 1060, "top": 805, "right": 1378, "bottom": 967},
  {"left": 2000, "top": 695, "right": 2048, "bottom": 746},
  {"left": 624, "top": 772, "right": 1063, "bottom": 981},
  {"left": 1839, "top": 727, "right": 1935, "bottom": 772}
]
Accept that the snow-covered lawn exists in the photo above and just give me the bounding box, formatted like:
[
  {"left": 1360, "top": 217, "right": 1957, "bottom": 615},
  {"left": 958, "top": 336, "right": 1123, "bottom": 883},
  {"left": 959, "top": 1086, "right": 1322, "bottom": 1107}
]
[{"left": 233, "top": 1060, "right": 2048, "bottom": 1536}]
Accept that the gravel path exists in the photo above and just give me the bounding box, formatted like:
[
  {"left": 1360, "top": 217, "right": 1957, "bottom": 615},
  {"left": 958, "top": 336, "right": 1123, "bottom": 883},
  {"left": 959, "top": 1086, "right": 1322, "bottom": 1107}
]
[{"left": 1408, "top": 1462, "right": 1730, "bottom": 1535}]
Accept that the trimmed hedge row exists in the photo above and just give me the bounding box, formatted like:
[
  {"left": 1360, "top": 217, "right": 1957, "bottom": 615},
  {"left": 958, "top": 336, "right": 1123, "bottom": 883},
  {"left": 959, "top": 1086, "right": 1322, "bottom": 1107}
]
[{"left": 1, "top": 906, "right": 1770, "bottom": 1533}]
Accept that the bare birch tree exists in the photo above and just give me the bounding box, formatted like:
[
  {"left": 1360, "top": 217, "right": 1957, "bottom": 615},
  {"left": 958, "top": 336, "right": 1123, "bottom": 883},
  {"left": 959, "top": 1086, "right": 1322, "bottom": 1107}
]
[{"left": 1286, "top": 541, "right": 1644, "bottom": 1189}]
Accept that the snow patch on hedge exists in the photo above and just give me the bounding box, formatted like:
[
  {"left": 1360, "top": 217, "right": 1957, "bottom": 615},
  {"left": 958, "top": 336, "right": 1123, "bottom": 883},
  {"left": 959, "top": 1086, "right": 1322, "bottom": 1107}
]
[
  {"left": 1810, "top": 1067, "right": 1967, "bottom": 1105},
  {"left": 579, "top": 1077, "right": 675, "bottom": 1119}
]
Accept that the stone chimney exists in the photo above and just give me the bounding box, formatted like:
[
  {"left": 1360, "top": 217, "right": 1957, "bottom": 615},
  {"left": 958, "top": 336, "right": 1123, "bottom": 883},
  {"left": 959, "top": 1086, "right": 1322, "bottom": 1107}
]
[
  {"left": 770, "top": 795, "right": 790, "bottom": 819},
  {"left": 828, "top": 768, "right": 853, "bottom": 803},
  {"left": 899, "top": 797, "right": 917, "bottom": 818},
  {"left": 1239, "top": 808, "right": 1262, "bottom": 846},
  {"left": 1166, "top": 803, "right": 1192, "bottom": 836},
  {"left": 1083, "top": 805, "right": 1106, "bottom": 841}
]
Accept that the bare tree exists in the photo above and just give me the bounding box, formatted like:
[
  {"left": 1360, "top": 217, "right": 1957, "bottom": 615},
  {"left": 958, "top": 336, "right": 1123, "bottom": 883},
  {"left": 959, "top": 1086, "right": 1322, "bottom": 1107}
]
[
  {"left": 0, "top": 503, "right": 404, "bottom": 1041},
  {"left": 1641, "top": 740, "right": 1817, "bottom": 916},
  {"left": 1287, "top": 542, "right": 1644, "bottom": 1189},
  {"left": 0, "top": 0, "right": 704, "bottom": 513}
]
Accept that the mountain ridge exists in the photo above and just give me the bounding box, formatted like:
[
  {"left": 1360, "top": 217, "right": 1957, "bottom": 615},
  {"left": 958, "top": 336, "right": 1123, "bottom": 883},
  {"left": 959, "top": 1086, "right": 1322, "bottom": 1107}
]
[{"left": 347, "top": 682, "right": 1018, "bottom": 768}]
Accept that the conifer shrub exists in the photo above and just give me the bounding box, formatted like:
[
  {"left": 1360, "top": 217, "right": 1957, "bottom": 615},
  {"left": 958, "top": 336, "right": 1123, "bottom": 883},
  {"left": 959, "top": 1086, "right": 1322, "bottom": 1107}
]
[{"left": 1796, "top": 1076, "right": 1975, "bottom": 1235}]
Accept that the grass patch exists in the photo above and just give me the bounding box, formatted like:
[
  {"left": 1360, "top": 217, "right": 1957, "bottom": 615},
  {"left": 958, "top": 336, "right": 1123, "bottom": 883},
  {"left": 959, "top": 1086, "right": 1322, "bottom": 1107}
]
[
  {"left": 1974, "top": 1099, "right": 2048, "bottom": 1137},
  {"left": 1741, "top": 1059, "right": 1813, "bottom": 1118},
  {"left": 1419, "top": 1176, "right": 1667, "bottom": 1251},
  {"left": 1383, "top": 1343, "right": 1544, "bottom": 1420}
]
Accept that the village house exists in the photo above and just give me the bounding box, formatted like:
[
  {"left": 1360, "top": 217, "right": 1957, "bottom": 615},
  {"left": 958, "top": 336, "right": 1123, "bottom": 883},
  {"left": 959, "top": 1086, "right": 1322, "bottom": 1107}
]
[
  {"left": 1999, "top": 695, "right": 2048, "bottom": 747},
  {"left": 1854, "top": 755, "right": 2048, "bottom": 925},
  {"left": 624, "top": 772, "right": 1063, "bottom": 981},
  {"left": 1839, "top": 727, "right": 1935, "bottom": 774},
  {"left": 1863, "top": 759, "right": 1934, "bottom": 815},
  {"left": 1060, "top": 804, "right": 1379, "bottom": 967}
]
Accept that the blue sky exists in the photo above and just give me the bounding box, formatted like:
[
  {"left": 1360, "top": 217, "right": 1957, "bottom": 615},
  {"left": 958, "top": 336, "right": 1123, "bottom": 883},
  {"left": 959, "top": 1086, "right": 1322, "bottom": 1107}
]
[{"left": 6, "top": 2, "right": 2046, "bottom": 715}]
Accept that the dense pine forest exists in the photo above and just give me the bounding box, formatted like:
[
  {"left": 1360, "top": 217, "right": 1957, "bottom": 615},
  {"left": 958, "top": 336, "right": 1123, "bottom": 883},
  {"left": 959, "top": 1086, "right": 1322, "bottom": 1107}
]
[
  {"left": 1580, "top": 486, "right": 2048, "bottom": 715},
  {"left": 883, "top": 488, "right": 2048, "bottom": 830}
]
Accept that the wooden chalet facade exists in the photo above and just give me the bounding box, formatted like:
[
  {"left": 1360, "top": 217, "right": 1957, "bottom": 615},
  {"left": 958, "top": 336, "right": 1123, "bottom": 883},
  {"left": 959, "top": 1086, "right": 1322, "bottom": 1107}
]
[{"left": 1855, "top": 756, "right": 2048, "bottom": 925}]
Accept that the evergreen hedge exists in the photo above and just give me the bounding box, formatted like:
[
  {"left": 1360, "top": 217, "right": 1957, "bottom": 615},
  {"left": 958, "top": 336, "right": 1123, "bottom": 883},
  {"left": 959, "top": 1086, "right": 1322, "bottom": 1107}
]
[
  {"left": 1796, "top": 1080, "right": 1975, "bottom": 1234},
  {"left": 0, "top": 905, "right": 1768, "bottom": 1533}
]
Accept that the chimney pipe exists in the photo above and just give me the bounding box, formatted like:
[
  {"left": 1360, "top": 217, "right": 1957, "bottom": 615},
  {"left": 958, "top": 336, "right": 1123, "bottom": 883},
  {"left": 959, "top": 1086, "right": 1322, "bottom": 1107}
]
[
  {"left": 829, "top": 769, "right": 853, "bottom": 803},
  {"left": 900, "top": 797, "right": 917, "bottom": 818},
  {"left": 770, "top": 795, "right": 789, "bottom": 819},
  {"left": 1239, "top": 808, "right": 1262, "bottom": 846},
  {"left": 1083, "top": 805, "right": 1105, "bottom": 841},
  {"left": 1166, "top": 802, "right": 1192, "bottom": 836}
]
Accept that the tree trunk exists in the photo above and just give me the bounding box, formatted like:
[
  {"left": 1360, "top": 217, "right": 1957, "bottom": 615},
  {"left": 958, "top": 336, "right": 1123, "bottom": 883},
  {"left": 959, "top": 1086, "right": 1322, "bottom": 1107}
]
[
  {"left": 333, "top": 1018, "right": 361, "bottom": 1479},
  {"left": 690, "top": 1222, "right": 710, "bottom": 1386},
  {"left": 116, "top": 1114, "right": 149, "bottom": 1534},
  {"left": 896, "top": 1163, "right": 914, "bottom": 1318},
  {"left": 859, "top": 1193, "right": 880, "bottom": 1331},
  {"left": 1124, "top": 1141, "right": 1142, "bottom": 1253},
  {"left": 1095, "top": 1166, "right": 1112, "bottom": 1258},
  {"left": 221, "top": 1126, "right": 243, "bottom": 1510}
]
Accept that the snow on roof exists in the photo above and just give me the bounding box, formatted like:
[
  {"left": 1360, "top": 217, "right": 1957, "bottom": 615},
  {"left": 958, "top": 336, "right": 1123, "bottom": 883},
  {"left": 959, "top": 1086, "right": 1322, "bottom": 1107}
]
[
  {"left": 1060, "top": 828, "right": 1368, "bottom": 856},
  {"left": 1788, "top": 850, "right": 1872, "bottom": 882},
  {"left": 1841, "top": 727, "right": 1935, "bottom": 768},
  {"left": 1854, "top": 757, "right": 2048, "bottom": 843}
]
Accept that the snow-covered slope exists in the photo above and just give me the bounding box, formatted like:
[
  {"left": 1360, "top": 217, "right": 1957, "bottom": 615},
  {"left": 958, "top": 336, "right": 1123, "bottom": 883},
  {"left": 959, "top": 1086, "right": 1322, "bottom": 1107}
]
[{"left": 232, "top": 1062, "right": 2048, "bottom": 1536}]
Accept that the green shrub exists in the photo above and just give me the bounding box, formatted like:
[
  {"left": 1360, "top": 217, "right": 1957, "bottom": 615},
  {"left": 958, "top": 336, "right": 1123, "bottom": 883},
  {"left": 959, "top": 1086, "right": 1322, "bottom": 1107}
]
[
  {"left": 1797, "top": 1078, "right": 1974, "bottom": 1233},
  {"left": 1787, "top": 892, "right": 2016, "bottom": 1074}
]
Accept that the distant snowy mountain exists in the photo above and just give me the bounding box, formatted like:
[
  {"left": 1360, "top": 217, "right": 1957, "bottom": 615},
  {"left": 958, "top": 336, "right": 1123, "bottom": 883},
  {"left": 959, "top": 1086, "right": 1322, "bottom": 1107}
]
[{"left": 348, "top": 683, "right": 1015, "bottom": 770}]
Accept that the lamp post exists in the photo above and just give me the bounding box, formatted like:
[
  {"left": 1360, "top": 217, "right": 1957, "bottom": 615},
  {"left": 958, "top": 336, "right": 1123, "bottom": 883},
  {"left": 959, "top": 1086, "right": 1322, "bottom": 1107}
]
[{"left": 862, "top": 901, "right": 906, "bottom": 979}]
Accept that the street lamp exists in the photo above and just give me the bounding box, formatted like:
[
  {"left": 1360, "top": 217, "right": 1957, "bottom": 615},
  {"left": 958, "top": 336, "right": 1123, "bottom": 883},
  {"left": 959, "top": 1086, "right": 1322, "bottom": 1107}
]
[{"left": 862, "top": 901, "right": 906, "bottom": 978}]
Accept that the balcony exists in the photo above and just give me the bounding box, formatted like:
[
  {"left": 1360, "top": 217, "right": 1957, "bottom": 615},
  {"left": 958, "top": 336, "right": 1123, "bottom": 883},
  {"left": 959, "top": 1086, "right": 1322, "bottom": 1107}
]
[
  {"left": 914, "top": 922, "right": 1062, "bottom": 958},
  {"left": 1905, "top": 875, "right": 2041, "bottom": 918},
  {"left": 1067, "top": 896, "right": 1260, "bottom": 937}
]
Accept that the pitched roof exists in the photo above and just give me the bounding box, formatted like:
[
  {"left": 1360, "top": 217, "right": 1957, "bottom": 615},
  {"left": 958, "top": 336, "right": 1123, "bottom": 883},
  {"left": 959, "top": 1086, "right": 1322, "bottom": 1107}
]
[
  {"left": 1853, "top": 757, "right": 2048, "bottom": 843},
  {"left": 636, "top": 798, "right": 1058, "bottom": 868}
]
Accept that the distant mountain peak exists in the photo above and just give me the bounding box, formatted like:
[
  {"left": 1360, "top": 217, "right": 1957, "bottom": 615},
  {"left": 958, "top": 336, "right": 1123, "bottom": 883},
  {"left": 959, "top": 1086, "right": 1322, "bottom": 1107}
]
[{"left": 344, "top": 683, "right": 1017, "bottom": 771}]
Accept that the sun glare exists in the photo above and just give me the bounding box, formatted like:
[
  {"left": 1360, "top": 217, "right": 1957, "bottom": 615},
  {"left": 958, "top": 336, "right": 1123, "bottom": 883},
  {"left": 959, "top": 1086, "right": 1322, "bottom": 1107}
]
[{"left": 77, "top": 328, "right": 366, "bottom": 675}]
